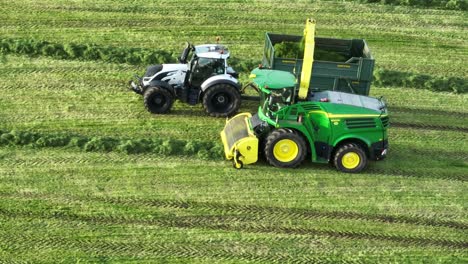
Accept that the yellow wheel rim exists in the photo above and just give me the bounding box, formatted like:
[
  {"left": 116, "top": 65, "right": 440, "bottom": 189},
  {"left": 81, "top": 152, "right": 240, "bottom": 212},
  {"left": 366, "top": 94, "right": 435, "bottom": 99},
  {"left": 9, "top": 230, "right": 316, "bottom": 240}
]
[
  {"left": 273, "top": 139, "right": 299, "bottom": 163},
  {"left": 342, "top": 152, "right": 361, "bottom": 169}
]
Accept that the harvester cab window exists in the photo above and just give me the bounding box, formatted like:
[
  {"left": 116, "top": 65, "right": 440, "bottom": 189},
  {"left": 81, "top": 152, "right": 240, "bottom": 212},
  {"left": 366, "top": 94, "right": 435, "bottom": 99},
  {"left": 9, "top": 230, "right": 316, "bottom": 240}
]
[{"left": 268, "top": 87, "right": 293, "bottom": 112}]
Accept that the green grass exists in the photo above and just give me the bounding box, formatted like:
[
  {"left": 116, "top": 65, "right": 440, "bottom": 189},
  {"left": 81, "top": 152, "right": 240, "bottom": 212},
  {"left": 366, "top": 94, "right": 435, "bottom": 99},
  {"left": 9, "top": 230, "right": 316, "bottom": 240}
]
[
  {"left": 0, "top": 0, "right": 467, "bottom": 262},
  {"left": 0, "top": 147, "right": 466, "bottom": 263},
  {"left": 0, "top": 0, "right": 467, "bottom": 78}
]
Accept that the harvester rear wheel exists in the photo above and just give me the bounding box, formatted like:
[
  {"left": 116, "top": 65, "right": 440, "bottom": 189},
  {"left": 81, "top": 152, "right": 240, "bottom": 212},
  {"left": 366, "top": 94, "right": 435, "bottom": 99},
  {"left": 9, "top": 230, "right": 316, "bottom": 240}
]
[
  {"left": 333, "top": 143, "right": 367, "bottom": 173},
  {"left": 264, "top": 129, "right": 306, "bottom": 168},
  {"left": 143, "top": 87, "right": 174, "bottom": 114},
  {"left": 202, "top": 84, "right": 241, "bottom": 117}
]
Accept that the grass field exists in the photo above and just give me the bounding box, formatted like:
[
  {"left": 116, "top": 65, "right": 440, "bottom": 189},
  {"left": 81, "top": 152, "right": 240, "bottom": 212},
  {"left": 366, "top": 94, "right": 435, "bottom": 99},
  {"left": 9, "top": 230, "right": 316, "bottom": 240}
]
[{"left": 0, "top": 0, "right": 467, "bottom": 263}]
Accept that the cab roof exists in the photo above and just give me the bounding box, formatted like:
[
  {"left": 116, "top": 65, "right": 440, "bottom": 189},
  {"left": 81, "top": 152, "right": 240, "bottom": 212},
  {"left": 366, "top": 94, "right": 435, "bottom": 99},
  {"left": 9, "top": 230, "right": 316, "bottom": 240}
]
[
  {"left": 250, "top": 68, "right": 296, "bottom": 90},
  {"left": 194, "top": 44, "right": 230, "bottom": 59}
]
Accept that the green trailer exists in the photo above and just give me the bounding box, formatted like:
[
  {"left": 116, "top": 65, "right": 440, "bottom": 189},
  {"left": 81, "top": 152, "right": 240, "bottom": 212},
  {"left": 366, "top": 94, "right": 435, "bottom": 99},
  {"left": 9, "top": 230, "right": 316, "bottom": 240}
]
[{"left": 262, "top": 32, "right": 374, "bottom": 95}]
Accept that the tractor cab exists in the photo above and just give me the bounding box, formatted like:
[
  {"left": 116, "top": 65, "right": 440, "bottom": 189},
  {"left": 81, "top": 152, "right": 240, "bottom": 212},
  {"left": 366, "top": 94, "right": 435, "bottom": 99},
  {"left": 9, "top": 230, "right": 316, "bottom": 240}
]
[
  {"left": 188, "top": 44, "right": 230, "bottom": 88},
  {"left": 178, "top": 43, "right": 237, "bottom": 88}
]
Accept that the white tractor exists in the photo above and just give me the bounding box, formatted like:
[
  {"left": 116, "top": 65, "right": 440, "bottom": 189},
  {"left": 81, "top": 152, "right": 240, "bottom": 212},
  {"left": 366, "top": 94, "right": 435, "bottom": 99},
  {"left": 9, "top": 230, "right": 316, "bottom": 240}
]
[{"left": 130, "top": 42, "right": 241, "bottom": 117}]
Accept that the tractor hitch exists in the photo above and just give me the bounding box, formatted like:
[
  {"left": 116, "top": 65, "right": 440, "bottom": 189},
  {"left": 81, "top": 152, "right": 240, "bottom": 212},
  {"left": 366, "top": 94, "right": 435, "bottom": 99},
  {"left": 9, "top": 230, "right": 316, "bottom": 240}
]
[{"left": 129, "top": 75, "right": 144, "bottom": 95}]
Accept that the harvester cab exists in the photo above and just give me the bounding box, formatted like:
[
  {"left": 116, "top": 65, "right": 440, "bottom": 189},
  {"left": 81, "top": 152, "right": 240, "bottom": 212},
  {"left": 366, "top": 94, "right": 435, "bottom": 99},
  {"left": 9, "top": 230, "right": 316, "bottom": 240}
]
[{"left": 130, "top": 42, "right": 241, "bottom": 117}]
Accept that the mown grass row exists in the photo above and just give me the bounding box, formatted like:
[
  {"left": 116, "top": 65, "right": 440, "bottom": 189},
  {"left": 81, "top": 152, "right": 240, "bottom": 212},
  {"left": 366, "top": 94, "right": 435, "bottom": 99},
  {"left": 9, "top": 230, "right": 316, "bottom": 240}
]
[
  {"left": 0, "top": 37, "right": 259, "bottom": 74},
  {"left": 373, "top": 67, "right": 466, "bottom": 93},
  {"left": 0, "top": 38, "right": 174, "bottom": 65},
  {"left": 350, "top": 0, "right": 467, "bottom": 10},
  {"left": 0, "top": 129, "right": 223, "bottom": 160},
  {"left": 1, "top": 37, "right": 465, "bottom": 93}
]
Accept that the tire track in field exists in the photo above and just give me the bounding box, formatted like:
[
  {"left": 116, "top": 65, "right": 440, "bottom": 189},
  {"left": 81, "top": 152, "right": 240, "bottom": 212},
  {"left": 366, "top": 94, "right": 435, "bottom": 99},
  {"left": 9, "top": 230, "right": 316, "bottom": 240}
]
[
  {"left": 389, "top": 106, "right": 467, "bottom": 119},
  {"left": 2, "top": 192, "right": 467, "bottom": 232},
  {"left": 366, "top": 166, "right": 467, "bottom": 182},
  {"left": 390, "top": 132, "right": 466, "bottom": 142},
  {"left": 0, "top": 215, "right": 332, "bottom": 264},
  {"left": 392, "top": 122, "right": 468, "bottom": 133},
  {"left": 390, "top": 146, "right": 467, "bottom": 161},
  {"left": 0, "top": 207, "right": 466, "bottom": 250},
  {"left": 168, "top": 215, "right": 468, "bottom": 249},
  {"left": 94, "top": 196, "right": 468, "bottom": 231}
]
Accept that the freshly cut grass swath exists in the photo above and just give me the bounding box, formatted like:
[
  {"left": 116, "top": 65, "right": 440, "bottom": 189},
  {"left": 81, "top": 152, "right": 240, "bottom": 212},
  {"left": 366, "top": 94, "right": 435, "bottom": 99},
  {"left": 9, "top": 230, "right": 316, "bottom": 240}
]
[
  {"left": 348, "top": 0, "right": 467, "bottom": 10},
  {"left": 0, "top": 129, "right": 223, "bottom": 159},
  {"left": 0, "top": 37, "right": 175, "bottom": 65},
  {"left": 373, "top": 67, "right": 467, "bottom": 93}
]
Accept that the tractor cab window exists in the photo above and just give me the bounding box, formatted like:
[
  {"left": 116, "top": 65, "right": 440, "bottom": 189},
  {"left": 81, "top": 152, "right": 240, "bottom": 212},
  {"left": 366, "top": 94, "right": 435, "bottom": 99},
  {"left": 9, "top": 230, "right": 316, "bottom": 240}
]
[
  {"left": 190, "top": 57, "right": 225, "bottom": 88},
  {"left": 197, "top": 57, "right": 225, "bottom": 75}
]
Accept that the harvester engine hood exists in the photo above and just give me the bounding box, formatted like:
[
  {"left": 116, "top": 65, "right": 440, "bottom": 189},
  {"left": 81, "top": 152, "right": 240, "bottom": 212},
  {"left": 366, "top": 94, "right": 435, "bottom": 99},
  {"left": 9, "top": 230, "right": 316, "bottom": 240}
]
[{"left": 310, "top": 91, "right": 387, "bottom": 114}]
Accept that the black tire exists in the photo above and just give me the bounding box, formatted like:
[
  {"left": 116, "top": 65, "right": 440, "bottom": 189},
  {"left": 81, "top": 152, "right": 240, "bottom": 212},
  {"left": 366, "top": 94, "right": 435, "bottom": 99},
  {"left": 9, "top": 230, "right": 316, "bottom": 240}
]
[
  {"left": 233, "top": 160, "right": 243, "bottom": 169},
  {"left": 264, "top": 129, "right": 307, "bottom": 168},
  {"left": 333, "top": 143, "right": 368, "bottom": 173},
  {"left": 143, "top": 87, "right": 174, "bottom": 114},
  {"left": 202, "top": 84, "right": 241, "bottom": 117}
]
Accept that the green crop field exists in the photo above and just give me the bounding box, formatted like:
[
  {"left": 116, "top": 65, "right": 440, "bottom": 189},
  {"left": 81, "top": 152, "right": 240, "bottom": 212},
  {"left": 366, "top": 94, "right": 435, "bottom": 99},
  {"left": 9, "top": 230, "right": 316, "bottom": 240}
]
[{"left": 0, "top": 0, "right": 467, "bottom": 263}]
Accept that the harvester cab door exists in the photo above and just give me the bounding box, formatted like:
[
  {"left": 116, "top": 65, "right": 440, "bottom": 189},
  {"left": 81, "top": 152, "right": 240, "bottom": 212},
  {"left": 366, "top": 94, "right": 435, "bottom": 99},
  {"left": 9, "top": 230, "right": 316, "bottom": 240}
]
[{"left": 308, "top": 109, "right": 333, "bottom": 162}]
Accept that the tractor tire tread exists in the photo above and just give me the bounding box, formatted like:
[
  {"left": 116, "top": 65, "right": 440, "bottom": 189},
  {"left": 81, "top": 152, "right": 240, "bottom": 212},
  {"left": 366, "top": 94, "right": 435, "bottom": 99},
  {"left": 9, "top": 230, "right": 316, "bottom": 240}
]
[
  {"left": 143, "top": 86, "right": 174, "bottom": 114},
  {"left": 202, "top": 84, "right": 241, "bottom": 117}
]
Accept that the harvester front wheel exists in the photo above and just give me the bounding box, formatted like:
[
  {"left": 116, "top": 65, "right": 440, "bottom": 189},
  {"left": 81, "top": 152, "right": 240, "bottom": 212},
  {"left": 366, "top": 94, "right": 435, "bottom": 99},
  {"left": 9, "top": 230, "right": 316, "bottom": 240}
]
[
  {"left": 264, "top": 129, "right": 306, "bottom": 168},
  {"left": 143, "top": 87, "right": 173, "bottom": 114},
  {"left": 202, "top": 84, "right": 241, "bottom": 117},
  {"left": 333, "top": 143, "right": 367, "bottom": 173}
]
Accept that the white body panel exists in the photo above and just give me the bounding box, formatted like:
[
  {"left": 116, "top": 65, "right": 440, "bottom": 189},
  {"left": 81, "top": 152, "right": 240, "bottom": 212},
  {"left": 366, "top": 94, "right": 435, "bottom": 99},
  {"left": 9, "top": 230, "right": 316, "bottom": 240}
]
[{"left": 142, "top": 64, "right": 187, "bottom": 87}]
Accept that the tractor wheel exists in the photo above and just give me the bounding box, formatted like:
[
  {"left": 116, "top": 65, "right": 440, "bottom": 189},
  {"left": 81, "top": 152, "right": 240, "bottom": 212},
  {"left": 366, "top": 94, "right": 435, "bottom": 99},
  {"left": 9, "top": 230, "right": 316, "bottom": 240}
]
[
  {"left": 202, "top": 84, "right": 241, "bottom": 117},
  {"left": 264, "top": 129, "right": 307, "bottom": 168},
  {"left": 143, "top": 87, "right": 174, "bottom": 114},
  {"left": 333, "top": 143, "right": 368, "bottom": 173}
]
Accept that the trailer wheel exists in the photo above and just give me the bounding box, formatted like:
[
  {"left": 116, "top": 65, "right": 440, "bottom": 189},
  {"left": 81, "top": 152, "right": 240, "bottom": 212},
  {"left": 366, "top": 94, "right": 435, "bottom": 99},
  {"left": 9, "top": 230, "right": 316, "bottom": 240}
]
[
  {"left": 202, "top": 84, "right": 241, "bottom": 117},
  {"left": 333, "top": 143, "right": 367, "bottom": 173},
  {"left": 143, "top": 87, "right": 174, "bottom": 114},
  {"left": 264, "top": 129, "right": 306, "bottom": 168}
]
